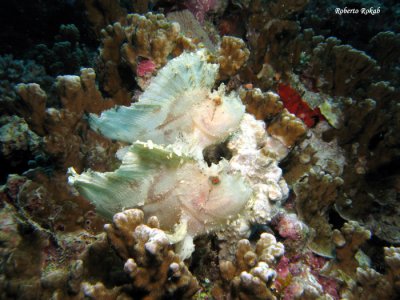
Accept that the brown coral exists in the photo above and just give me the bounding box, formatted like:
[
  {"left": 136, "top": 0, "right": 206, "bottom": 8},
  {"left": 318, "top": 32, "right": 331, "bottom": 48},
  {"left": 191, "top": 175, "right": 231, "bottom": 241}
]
[
  {"left": 218, "top": 36, "right": 250, "bottom": 80},
  {"left": 309, "top": 39, "right": 379, "bottom": 96},
  {"left": 213, "top": 233, "right": 284, "bottom": 300},
  {"left": 105, "top": 209, "right": 200, "bottom": 299},
  {"left": 293, "top": 169, "right": 343, "bottom": 257},
  {"left": 239, "top": 87, "right": 283, "bottom": 121},
  {"left": 267, "top": 109, "right": 307, "bottom": 148},
  {"left": 327, "top": 222, "right": 399, "bottom": 299},
  {"left": 334, "top": 221, "right": 371, "bottom": 271},
  {"left": 334, "top": 82, "right": 400, "bottom": 244},
  {"left": 14, "top": 83, "right": 47, "bottom": 135},
  {"left": 98, "top": 13, "right": 196, "bottom": 101},
  {"left": 14, "top": 68, "right": 121, "bottom": 171},
  {"left": 83, "top": 0, "right": 127, "bottom": 37}
]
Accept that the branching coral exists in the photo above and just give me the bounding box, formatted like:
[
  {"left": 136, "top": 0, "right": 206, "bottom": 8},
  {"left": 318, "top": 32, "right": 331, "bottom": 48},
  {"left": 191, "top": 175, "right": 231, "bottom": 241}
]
[
  {"left": 242, "top": 0, "right": 308, "bottom": 88},
  {"left": 239, "top": 87, "right": 283, "bottom": 121},
  {"left": 3, "top": 3, "right": 400, "bottom": 299},
  {"left": 83, "top": 0, "right": 127, "bottom": 36},
  {"left": 13, "top": 68, "right": 121, "bottom": 171},
  {"left": 0, "top": 55, "right": 52, "bottom": 115},
  {"left": 333, "top": 221, "right": 372, "bottom": 275},
  {"left": 333, "top": 82, "right": 400, "bottom": 244},
  {"left": 293, "top": 169, "right": 343, "bottom": 257},
  {"left": 167, "top": 9, "right": 216, "bottom": 52},
  {"left": 309, "top": 39, "right": 380, "bottom": 96},
  {"left": 212, "top": 234, "right": 284, "bottom": 299},
  {"left": 29, "top": 24, "right": 94, "bottom": 76},
  {"left": 105, "top": 208, "right": 200, "bottom": 298},
  {"left": 266, "top": 109, "right": 307, "bottom": 148},
  {"left": 384, "top": 247, "right": 400, "bottom": 293},
  {"left": 98, "top": 13, "right": 196, "bottom": 101},
  {"left": 327, "top": 222, "right": 400, "bottom": 298},
  {"left": 218, "top": 36, "right": 250, "bottom": 80}
]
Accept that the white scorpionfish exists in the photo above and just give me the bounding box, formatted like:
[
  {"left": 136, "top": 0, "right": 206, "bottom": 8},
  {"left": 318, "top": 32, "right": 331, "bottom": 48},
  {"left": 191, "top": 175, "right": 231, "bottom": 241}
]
[
  {"left": 68, "top": 50, "right": 252, "bottom": 258},
  {"left": 88, "top": 50, "right": 244, "bottom": 159}
]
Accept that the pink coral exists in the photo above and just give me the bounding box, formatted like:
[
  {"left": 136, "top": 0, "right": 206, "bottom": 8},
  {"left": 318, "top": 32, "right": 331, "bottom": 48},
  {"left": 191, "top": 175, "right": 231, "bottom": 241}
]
[
  {"left": 283, "top": 282, "right": 303, "bottom": 300},
  {"left": 185, "top": 0, "right": 217, "bottom": 24},
  {"left": 273, "top": 213, "right": 305, "bottom": 240},
  {"left": 274, "top": 252, "right": 340, "bottom": 299},
  {"left": 274, "top": 255, "right": 291, "bottom": 291},
  {"left": 317, "top": 276, "right": 340, "bottom": 300},
  {"left": 136, "top": 59, "right": 156, "bottom": 77}
]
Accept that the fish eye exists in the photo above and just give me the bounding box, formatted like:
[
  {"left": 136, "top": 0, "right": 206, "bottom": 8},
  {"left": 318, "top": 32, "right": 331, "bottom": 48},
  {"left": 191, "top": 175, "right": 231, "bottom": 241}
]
[
  {"left": 213, "top": 96, "right": 222, "bottom": 106},
  {"left": 209, "top": 176, "right": 220, "bottom": 185}
]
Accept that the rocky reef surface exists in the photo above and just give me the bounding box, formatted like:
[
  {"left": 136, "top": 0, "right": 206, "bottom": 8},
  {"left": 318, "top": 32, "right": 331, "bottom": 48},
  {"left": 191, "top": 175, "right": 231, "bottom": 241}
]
[{"left": 0, "top": 0, "right": 399, "bottom": 299}]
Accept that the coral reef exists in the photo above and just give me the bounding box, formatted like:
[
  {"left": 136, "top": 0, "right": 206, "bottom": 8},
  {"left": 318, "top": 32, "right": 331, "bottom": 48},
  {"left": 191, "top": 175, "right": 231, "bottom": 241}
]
[
  {"left": 0, "top": 55, "right": 52, "bottom": 112},
  {"left": 104, "top": 208, "right": 200, "bottom": 298},
  {"left": 69, "top": 50, "right": 290, "bottom": 260},
  {"left": 293, "top": 169, "right": 343, "bottom": 257},
  {"left": 83, "top": 0, "right": 127, "bottom": 37},
  {"left": 308, "top": 41, "right": 380, "bottom": 97},
  {"left": 266, "top": 109, "right": 307, "bottom": 149},
  {"left": 212, "top": 234, "right": 283, "bottom": 299},
  {"left": 167, "top": 9, "right": 216, "bottom": 52},
  {"left": 28, "top": 24, "right": 94, "bottom": 76},
  {"left": 97, "top": 12, "right": 196, "bottom": 102},
  {"left": 1, "top": 1, "right": 400, "bottom": 299},
  {"left": 239, "top": 87, "right": 284, "bottom": 121},
  {"left": 217, "top": 36, "right": 250, "bottom": 80}
]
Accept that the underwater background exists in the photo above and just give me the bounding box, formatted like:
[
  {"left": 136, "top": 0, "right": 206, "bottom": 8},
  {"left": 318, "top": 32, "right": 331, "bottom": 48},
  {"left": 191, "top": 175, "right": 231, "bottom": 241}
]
[{"left": 0, "top": 0, "right": 399, "bottom": 299}]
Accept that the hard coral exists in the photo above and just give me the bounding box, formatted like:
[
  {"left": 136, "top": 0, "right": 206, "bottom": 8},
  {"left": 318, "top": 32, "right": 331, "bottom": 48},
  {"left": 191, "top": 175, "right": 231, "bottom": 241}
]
[
  {"left": 239, "top": 87, "right": 283, "bottom": 121},
  {"left": 266, "top": 109, "right": 307, "bottom": 149},
  {"left": 105, "top": 209, "right": 200, "bottom": 299},
  {"left": 213, "top": 234, "right": 284, "bottom": 300},
  {"left": 294, "top": 169, "right": 344, "bottom": 257},
  {"left": 185, "top": 0, "right": 217, "bottom": 24},
  {"left": 98, "top": 12, "right": 196, "bottom": 101},
  {"left": 218, "top": 36, "right": 250, "bottom": 80},
  {"left": 274, "top": 252, "right": 339, "bottom": 300}
]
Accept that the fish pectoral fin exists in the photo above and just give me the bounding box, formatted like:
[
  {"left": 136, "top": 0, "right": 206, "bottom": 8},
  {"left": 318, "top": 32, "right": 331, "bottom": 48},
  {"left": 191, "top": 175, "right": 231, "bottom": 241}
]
[
  {"left": 165, "top": 218, "right": 188, "bottom": 244},
  {"left": 175, "top": 235, "right": 195, "bottom": 261}
]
